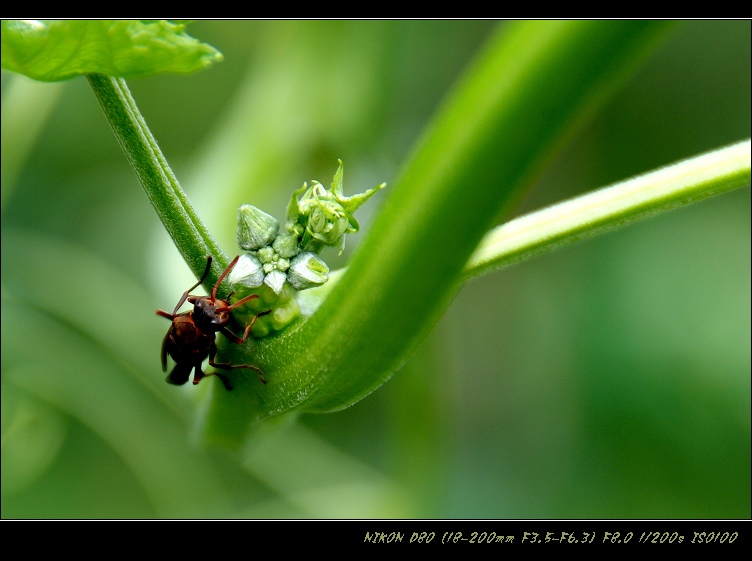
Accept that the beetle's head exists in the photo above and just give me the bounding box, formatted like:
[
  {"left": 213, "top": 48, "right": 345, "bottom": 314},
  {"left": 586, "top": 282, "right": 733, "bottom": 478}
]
[{"left": 193, "top": 296, "right": 230, "bottom": 332}]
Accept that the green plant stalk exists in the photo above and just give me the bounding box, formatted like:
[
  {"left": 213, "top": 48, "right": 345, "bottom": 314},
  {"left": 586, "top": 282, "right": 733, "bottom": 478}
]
[
  {"left": 464, "top": 139, "right": 752, "bottom": 280},
  {"left": 202, "top": 21, "right": 675, "bottom": 446},
  {"left": 86, "top": 73, "right": 229, "bottom": 287},
  {"left": 296, "top": 140, "right": 752, "bottom": 316}
]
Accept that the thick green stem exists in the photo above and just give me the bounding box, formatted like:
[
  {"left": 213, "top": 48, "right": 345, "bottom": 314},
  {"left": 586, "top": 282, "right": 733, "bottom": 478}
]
[
  {"left": 86, "top": 74, "right": 229, "bottom": 287},
  {"left": 201, "top": 21, "right": 675, "bottom": 447},
  {"left": 299, "top": 140, "right": 752, "bottom": 314}
]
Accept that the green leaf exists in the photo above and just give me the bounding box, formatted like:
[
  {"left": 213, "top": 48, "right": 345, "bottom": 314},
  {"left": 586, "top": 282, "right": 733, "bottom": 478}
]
[{"left": 1, "top": 20, "right": 222, "bottom": 82}]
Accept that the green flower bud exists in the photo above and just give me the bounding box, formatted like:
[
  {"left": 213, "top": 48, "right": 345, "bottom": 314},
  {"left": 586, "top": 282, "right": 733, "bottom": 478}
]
[
  {"left": 227, "top": 253, "right": 264, "bottom": 288},
  {"left": 237, "top": 204, "right": 279, "bottom": 251},
  {"left": 286, "top": 251, "right": 329, "bottom": 291},
  {"left": 276, "top": 282, "right": 295, "bottom": 304},
  {"left": 272, "top": 231, "right": 300, "bottom": 259},
  {"left": 256, "top": 283, "right": 280, "bottom": 306},
  {"left": 270, "top": 299, "right": 301, "bottom": 331},
  {"left": 251, "top": 317, "right": 271, "bottom": 338},
  {"left": 263, "top": 269, "right": 287, "bottom": 294},
  {"left": 329, "top": 160, "right": 386, "bottom": 218},
  {"left": 230, "top": 282, "right": 301, "bottom": 339},
  {"left": 286, "top": 160, "right": 385, "bottom": 254},
  {"left": 257, "top": 243, "right": 291, "bottom": 277},
  {"left": 257, "top": 245, "right": 274, "bottom": 263}
]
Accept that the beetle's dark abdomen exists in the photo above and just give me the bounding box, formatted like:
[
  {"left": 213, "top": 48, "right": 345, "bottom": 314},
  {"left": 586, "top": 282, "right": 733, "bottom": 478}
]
[
  {"left": 166, "top": 361, "right": 193, "bottom": 386},
  {"left": 164, "top": 314, "right": 212, "bottom": 364}
]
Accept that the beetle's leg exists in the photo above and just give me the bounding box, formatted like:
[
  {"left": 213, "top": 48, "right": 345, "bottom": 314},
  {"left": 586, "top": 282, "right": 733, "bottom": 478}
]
[
  {"left": 208, "top": 341, "right": 267, "bottom": 384},
  {"left": 211, "top": 255, "right": 240, "bottom": 302},
  {"left": 208, "top": 361, "right": 267, "bottom": 385},
  {"left": 225, "top": 292, "right": 259, "bottom": 310},
  {"left": 192, "top": 364, "right": 204, "bottom": 385},
  {"left": 171, "top": 256, "right": 213, "bottom": 315},
  {"left": 191, "top": 362, "right": 232, "bottom": 391},
  {"left": 214, "top": 293, "right": 259, "bottom": 315},
  {"left": 200, "top": 371, "right": 234, "bottom": 391},
  {"left": 221, "top": 309, "right": 272, "bottom": 344},
  {"left": 156, "top": 309, "right": 175, "bottom": 320}
]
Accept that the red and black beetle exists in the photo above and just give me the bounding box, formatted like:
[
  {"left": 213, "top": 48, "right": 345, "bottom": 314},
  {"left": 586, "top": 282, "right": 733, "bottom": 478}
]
[{"left": 156, "top": 255, "right": 269, "bottom": 391}]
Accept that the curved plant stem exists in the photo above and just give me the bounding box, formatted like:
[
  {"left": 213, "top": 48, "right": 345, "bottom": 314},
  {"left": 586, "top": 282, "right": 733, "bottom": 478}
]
[
  {"left": 86, "top": 74, "right": 229, "bottom": 287},
  {"left": 200, "top": 21, "right": 675, "bottom": 448},
  {"left": 464, "top": 139, "right": 752, "bottom": 280},
  {"left": 297, "top": 140, "right": 752, "bottom": 314}
]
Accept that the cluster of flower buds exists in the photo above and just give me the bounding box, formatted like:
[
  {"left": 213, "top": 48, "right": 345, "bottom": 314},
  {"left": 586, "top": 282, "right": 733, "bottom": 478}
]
[
  {"left": 228, "top": 161, "right": 384, "bottom": 336},
  {"left": 231, "top": 204, "right": 329, "bottom": 294},
  {"left": 287, "top": 161, "right": 385, "bottom": 255}
]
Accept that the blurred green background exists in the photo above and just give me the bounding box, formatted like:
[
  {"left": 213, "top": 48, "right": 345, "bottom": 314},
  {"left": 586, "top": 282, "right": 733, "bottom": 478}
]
[{"left": 2, "top": 20, "right": 749, "bottom": 518}]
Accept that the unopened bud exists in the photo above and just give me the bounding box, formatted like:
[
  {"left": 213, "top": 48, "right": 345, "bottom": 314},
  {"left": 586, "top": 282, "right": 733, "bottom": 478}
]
[
  {"left": 286, "top": 251, "right": 330, "bottom": 290},
  {"left": 227, "top": 253, "right": 264, "bottom": 288},
  {"left": 237, "top": 204, "right": 279, "bottom": 250}
]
